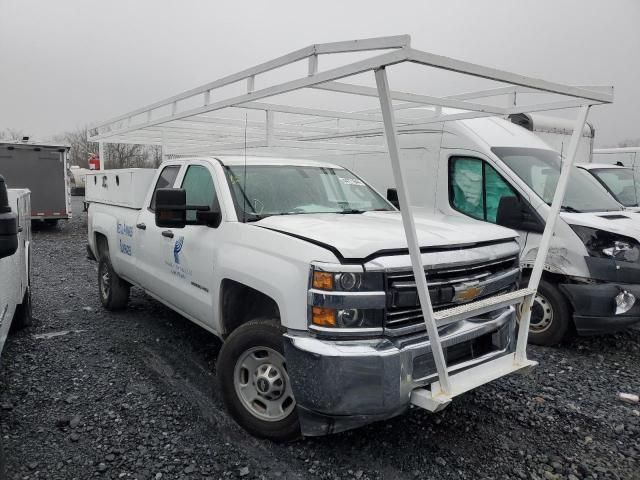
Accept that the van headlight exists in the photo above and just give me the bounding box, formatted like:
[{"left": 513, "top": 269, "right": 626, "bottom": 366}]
[
  {"left": 309, "top": 265, "right": 385, "bottom": 332},
  {"left": 571, "top": 225, "right": 640, "bottom": 263}
]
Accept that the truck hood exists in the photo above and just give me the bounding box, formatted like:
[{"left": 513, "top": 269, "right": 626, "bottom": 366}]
[
  {"left": 561, "top": 211, "right": 640, "bottom": 241},
  {"left": 255, "top": 211, "right": 518, "bottom": 260}
]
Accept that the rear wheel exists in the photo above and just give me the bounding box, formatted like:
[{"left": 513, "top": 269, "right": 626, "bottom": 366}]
[
  {"left": 217, "top": 319, "right": 300, "bottom": 442},
  {"left": 98, "top": 257, "right": 130, "bottom": 310},
  {"left": 10, "top": 287, "right": 32, "bottom": 332},
  {"left": 526, "top": 278, "right": 572, "bottom": 346}
]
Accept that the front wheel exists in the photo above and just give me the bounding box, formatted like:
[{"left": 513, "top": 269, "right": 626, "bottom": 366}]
[
  {"left": 98, "top": 258, "right": 130, "bottom": 311},
  {"left": 217, "top": 319, "right": 300, "bottom": 442},
  {"left": 526, "top": 278, "right": 572, "bottom": 346}
]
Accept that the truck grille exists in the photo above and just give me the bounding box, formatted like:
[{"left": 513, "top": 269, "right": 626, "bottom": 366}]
[{"left": 385, "top": 255, "right": 519, "bottom": 336}]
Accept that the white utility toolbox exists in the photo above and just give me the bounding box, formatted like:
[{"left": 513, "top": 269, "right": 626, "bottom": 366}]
[{"left": 86, "top": 169, "right": 156, "bottom": 209}]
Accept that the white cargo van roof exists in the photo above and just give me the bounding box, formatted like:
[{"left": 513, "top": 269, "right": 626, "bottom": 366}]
[
  {"left": 455, "top": 117, "right": 552, "bottom": 150},
  {"left": 212, "top": 156, "right": 345, "bottom": 169}
]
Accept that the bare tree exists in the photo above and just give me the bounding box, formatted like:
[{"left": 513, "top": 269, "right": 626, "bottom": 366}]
[
  {"left": 54, "top": 127, "right": 99, "bottom": 167},
  {"left": 105, "top": 143, "right": 145, "bottom": 169},
  {"left": 146, "top": 145, "right": 163, "bottom": 167},
  {"left": 617, "top": 138, "right": 640, "bottom": 148},
  {"left": 0, "top": 128, "right": 25, "bottom": 141}
]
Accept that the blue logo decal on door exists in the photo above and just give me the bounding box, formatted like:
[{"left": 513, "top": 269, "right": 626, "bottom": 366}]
[{"left": 174, "top": 236, "right": 185, "bottom": 264}]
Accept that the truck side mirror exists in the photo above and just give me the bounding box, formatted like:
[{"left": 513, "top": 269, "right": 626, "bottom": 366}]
[
  {"left": 496, "top": 196, "right": 544, "bottom": 234},
  {"left": 387, "top": 188, "right": 400, "bottom": 209},
  {"left": 155, "top": 188, "right": 187, "bottom": 228},
  {"left": 0, "top": 175, "right": 18, "bottom": 259},
  {"left": 196, "top": 209, "right": 222, "bottom": 228}
]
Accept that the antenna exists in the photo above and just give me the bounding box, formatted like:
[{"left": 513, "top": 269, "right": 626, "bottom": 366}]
[{"left": 242, "top": 112, "right": 248, "bottom": 222}]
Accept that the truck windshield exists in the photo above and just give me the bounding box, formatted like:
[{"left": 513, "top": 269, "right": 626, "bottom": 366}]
[
  {"left": 224, "top": 164, "right": 394, "bottom": 221},
  {"left": 492, "top": 147, "right": 623, "bottom": 213},
  {"left": 588, "top": 168, "right": 639, "bottom": 207}
]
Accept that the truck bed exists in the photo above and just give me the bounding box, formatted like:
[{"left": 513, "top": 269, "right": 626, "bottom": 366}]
[{"left": 86, "top": 169, "right": 156, "bottom": 209}]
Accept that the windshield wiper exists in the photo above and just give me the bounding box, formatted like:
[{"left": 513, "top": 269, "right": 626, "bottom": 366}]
[
  {"left": 339, "top": 209, "right": 366, "bottom": 214},
  {"left": 560, "top": 206, "right": 582, "bottom": 213}
]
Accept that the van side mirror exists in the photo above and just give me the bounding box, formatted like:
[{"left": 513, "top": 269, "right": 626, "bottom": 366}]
[
  {"left": 155, "top": 188, "right": 186, "bottom": 228},
  {"left": 0, "top": 176, "right": 18, "bottom": 259},
  {"left": 387, "top": 188, "right": 400, "bottom": 209},
  {"left": 496, "top": 196, "right": 544, "bottom": 234}
]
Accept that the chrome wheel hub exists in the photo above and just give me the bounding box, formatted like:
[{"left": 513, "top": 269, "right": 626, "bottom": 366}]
[
  {"left": 100, "top": 265, "right": 110, "bottom": 299},
  {"left": 234, "top": 346, "right": 295, "bottom": 422},
  {"left": 530, "top": 293, "right": 553, "bottom": 333}
]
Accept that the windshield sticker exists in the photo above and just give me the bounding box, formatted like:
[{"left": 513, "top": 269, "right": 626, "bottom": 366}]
[
  {"left": 338, "top": 177, "right": 365, "bottom": 186},
  {"left": 252, "top": 198, "right": 265, "bottom": 214}
]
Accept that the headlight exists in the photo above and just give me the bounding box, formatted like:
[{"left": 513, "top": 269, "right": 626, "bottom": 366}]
[
  {"left": 311, "top": 306, "right": 384, "bottom": 329},
  {"left": 311, "top": 268, "right": 384, "bottom": 292},
  {"left": 571, "top": 225, "right": 640, "bottom": 263},
  {"left": 309, "top": 265, "right": 385, "bottom": 332}
]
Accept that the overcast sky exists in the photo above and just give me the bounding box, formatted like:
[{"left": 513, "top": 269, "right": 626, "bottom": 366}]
[{"left": 1, "top": 0, "right": 638, "bottom": 147}]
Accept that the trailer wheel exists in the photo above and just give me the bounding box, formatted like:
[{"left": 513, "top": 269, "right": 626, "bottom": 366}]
[
  {"left": 217, "top": 319, "right": 300, "bottom": 442},
  {"left": 526, "top": 278, "right": 571, "bottom": 346},
  {"left": 98, "top": 257, "right": 130, "bottom": 310},
  {"left": 11, "top": 287, "right": 32, "bottom": 332}
]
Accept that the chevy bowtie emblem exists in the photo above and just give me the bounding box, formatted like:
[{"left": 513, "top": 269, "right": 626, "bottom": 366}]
[{"left": 454, "top": 284, "right": 485, "bottom": 302}]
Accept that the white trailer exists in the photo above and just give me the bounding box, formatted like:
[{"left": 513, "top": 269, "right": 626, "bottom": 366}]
[
  {"left": 508, "top": 113, "right": 595, "bottom": 164},
  {"left": 86, "top": 35, "right": 612, "bottom": 436},
  {"left": 0, "top": 141, "right": 72, "bottom": 225}
]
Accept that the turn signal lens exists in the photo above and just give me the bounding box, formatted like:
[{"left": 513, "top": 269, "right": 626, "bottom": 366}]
[
  {"left": 312, "top": 271, "right": 334, "bottom": 290},
  {"left": 312, "top": 306, "right": 336, "bottom": 327}
]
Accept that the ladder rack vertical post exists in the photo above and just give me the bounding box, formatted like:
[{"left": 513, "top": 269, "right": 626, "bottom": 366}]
[
  {"left": 98, "top": 142, "right": 105, "bottom": 171},
  {"left": 515, "top": 105, "right": 590, "bottom": 363},
  {"left": 308, "top": 54, "right": 318, "bottom": 76},
  {"left": 161, "top": 131, "right": 168, "bottom": 162},
  {"left": 374, "top": 67, "right": 451, "bottom": 394}
]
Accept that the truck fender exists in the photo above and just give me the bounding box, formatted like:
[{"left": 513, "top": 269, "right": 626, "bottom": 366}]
[{"left": 214, "top": 245, "right": 309, "bottom": 332}]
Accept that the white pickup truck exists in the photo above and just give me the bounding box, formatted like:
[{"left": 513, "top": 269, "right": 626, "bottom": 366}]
[
  {"left": 87, "top": 157, "right": 525, "bottom": 440},
  {"left": 0, "top": 175, "right": 32, "bottom": 350}
]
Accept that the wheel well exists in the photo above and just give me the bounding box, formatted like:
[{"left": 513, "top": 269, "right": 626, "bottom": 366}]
[
  {"left": 521, "top": 268, "right": 568, "bottom": 288},
  {"left": 521, "top": 268, "right": 576, "bottom": 328},
  {"left": 95, "top": 233, "right": 109, "bottom": 260},
  {"left": 220, "top": 279, "right": 280, "bottom": 336}
]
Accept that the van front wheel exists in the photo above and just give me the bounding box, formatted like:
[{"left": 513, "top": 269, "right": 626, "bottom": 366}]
[{"left": 526, "top": 278, "right": 571, "bottom": 346}]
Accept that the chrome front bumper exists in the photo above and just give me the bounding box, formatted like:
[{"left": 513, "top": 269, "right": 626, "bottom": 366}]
[{"left": 283, "top": 307, "right": 516, "bottom": 436}]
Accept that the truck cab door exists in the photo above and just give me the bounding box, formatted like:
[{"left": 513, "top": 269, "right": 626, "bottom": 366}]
[
  {"left": 158, "top": 162, "right": 221, "bottom": 327},
  {"left": 135, "top": 164, "right": 183, "bottom": 299}
]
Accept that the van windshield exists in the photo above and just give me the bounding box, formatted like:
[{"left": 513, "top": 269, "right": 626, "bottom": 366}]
[
  {"left": 491, "top": 147, "right": 623, "bottom": 213},
  {"left": 224, "top": 164, "right": 394, "bottom": 221},
  {"left": 588, "top": 168, "right": 639, "bottom": 207}
]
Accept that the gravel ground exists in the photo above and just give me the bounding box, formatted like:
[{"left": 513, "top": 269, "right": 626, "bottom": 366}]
[{"left": 0, "top": 197, "right": 638, "bottom": 480}]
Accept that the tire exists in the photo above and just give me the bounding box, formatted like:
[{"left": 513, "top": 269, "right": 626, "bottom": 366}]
[
  {"left": 217, "top": 319, "right": 300, "bottom": 442},
  {"left": 98, "top": 257, "right": 130, "bottom": 310},
  {"left": 10, "top": 287, "right": 32, "bottom": 332},
  {"left": 526, "top": 278, "right": 572, "bottom": 346}
]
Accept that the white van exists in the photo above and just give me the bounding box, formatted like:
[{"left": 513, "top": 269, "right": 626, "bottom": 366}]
[
  {"left": 577, "top": 163, "right": 639, "bottom": 212},
  {"left": 338, "top": 118, "right": 640, "bottom": 345}
]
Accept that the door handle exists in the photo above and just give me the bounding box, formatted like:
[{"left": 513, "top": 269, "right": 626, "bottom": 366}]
[
  {"left": 161, "top": 230, "right": 174, "bottom": 238},
  {"left": 136, "top": 223, "right": 146, "bottom": 230},
  {"left": 17, "top": 226, "right": 23, "bottom": 232}
]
